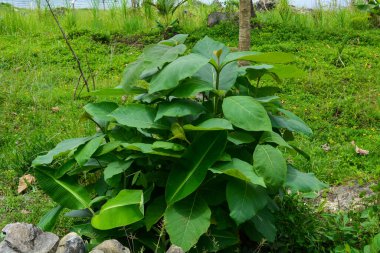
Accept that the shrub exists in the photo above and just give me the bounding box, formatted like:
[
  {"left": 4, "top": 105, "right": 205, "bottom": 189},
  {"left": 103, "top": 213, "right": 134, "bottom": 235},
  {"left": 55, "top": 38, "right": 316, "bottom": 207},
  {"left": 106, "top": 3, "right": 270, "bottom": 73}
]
[{"left": 33, "top": 34, "right": 326, "bottom": 252}]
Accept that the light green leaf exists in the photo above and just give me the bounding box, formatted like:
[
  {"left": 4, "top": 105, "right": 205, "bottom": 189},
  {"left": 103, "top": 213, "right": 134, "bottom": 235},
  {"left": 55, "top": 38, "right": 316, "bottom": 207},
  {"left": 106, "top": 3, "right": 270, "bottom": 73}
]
[
  {"left": 145, "top": 195, "right": 166, "bottom": 231},
  {"left": 171, "top": 78, "right": 213, "bottom": 98},
  {"left": 35, "top": 168, "right": 91, "bottom": 210},
  {"left": 120, "top": 60, "right": 146, "bottom": 89},
  {"left": 155, "top": 100, "right": 205, "bottom": 121},
  {"left": 149, "top": 53, "right": 209, "bottom": 94},
  {"left": 32, "top": 136, "right": 93, "bottom": 166},
  {"left": 183, "top": 118, "right": 233, "bottom": 131},
  {"left": 84, "top": 102, "right": 118, "bottom": 129},
  {"left": 74, "top": 135, "right": 104, "bottom": 166},
  {"left": 104, "top": 160, "right": 133, "bottom": 185},
  {"left": 253, "top": 144, "right": 287, "bottom": 189},
  {"left": 94, "top": 141, "right": 121, "bottom": 156},
  {"left": 165, "top": 131, "right": 227, "bottom": 205},
  {"left": 227, "top": 131, "right": 255, "bottom": 145},
  {"left": 91, "top": 189, "right": 144, "bottom": 230},
  {"left": 110, "top": 104, "right": 169, "bottom": 129},
  {"left": 226, "top": 180, "right": 268, "bottom": 225},
  {"left": 259, "top": 131, "right": 292, "bottom": 149},
  {"left": 223, "top": 96, "right": 272, "bottom": 132},
  {"left": 285, "top": 165, "right": 328, "bottom": 192},
  {"left": 169, "top": 122, "right": 189, "bottom": 143},
  {"left": 165, "top": 195, "right": 211, "bottom": 252},
  {"left": 192, "top": 36, "right": 230, "bottom": 63},
  {"left": 152, "top": 141, "right": 185, "bottom": 151},
  {"left": 37, "top": 205, "right": 64, "bottom": 232},
  {"left": 193, "top": 62, "right": 238, "bottom": 91},
  {"left": 143, "top": 44, "right": 187, "bottom": 69},
  {"left": 122, "top": 143, "right": 182, "bottom": 158},
  {"left": 223, "top": 51, "right": 261, "bottom": 65},
  {"left": 159, "top": 34, "right": 188, "bottom": 46},
  {"left": 210, "top": 158, "right": 266, "bottom": 187}
]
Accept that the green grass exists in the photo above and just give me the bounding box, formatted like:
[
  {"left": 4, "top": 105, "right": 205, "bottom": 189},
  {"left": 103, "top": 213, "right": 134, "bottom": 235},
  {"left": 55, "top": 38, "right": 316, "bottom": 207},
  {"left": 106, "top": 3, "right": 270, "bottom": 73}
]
[{"left": 0, "top": 3, "right": 379, "bottom": 250}]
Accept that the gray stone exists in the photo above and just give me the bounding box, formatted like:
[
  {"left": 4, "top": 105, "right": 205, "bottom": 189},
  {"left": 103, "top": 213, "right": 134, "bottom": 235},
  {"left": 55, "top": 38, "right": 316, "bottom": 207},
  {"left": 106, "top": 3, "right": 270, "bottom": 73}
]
[
  {"left": 1, "top": 223, "right": 59, "bottom": 253},
  {"left": 90, "top": 239, "right": 130, "bottom": 253},
  {"left": 207, "top": 12, "right": 229, "bottom": 27},
  {"left": 166, "top": 245, "right": 184, "bottom": 253},
  {"left": 253, "top": 0, "right": 276, "bottom": 11},
  {"left": 0, "top": 241, "right": 17, "bottom": 253},
  {"left": 55, "top": 232, "right": 85, "bottom": 253}
]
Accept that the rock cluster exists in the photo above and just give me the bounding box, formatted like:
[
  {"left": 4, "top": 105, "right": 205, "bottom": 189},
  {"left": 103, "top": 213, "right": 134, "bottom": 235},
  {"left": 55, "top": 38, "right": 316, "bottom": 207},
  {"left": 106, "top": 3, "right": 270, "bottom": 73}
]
[{"left": 0, "top": 223, "right": 182, "bottom": 253}]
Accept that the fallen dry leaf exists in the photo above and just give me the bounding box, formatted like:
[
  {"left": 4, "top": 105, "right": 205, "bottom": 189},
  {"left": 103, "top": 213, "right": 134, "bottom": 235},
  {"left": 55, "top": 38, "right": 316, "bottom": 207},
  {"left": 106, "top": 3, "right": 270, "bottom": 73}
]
[
  {"left": 321, "top": 143, "right": 331, "bottom": 152},
  {"left": 51, "top": 106, "right": 60, "bottom": 113},
  {"left": 21, "top": 209, "right": 31, "bottom": 214},
  {"left": 17, "top": 174, "right": 36, "bottom": 194},
  {"left": 351, "top": 141, "right": 369, "bottom": 156}
]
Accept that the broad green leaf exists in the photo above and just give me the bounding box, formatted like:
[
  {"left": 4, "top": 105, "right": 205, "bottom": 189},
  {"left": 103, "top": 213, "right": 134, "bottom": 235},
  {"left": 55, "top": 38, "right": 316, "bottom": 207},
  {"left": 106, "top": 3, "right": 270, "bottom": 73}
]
[
  {"left": 245, "top": 208, "right": 277, "bottom": 243},
  {"left": 271, "top": 108, "right": 313, "bottom": 137},
  {"left": 255, "top": 96, "right": 280, "bottom": 103},
  {"left": 285, "top": 165, "right": 328, "bottom": 192},
  {"left": 37, "top": 205, "right": 64, "bottom": 232},
  {"left": 74, "top": 135, "right": 104, "bottom": 166},
  {"left": 155, "top": 100, "right": 205, "bottom": 121},
  {"left": 152, "top": 141, "right": 185, "bottom": 151},
  {"left": 35, "top": 168, "right": 91, "bottom": 210},
  {"left": 226, "top": 180, "right": 268, "bottom": 225},
  {"left": 223, "top": 96, "right": 272, "bottom": 132},
  {"left": 110, "top": 104, "right": 169, "bottom": 129},
  {"left": 223, "top": 51, "right": 261, "bottom": 65},
  {"left": 149, "top": 53, "right": 209, "bottom": 94},
  {"left": 227, "top": 131, "right": 255, "bottom": 145},
  {"left": 166, "top": 131, "right": 227, "bottom": 205},
  {"left": 120, "top": 60, "right": 145, "bottom": 89},
  {"left": 197, "top": 228, "right": 240, "bottom": 252},
  {"left": 54, "top": 159, "right": 76, "bottom": 178},
  {"left": 210, "top": 158, "right": 266, "bottom": 187},
  {"left": 165, "top": 195, "right": 211, "bottom": 252},
  {"left": 239, "top": 52, "right": 295, "bottom": 64},
  {"left": 65, "top": 209, "right": 93, "bottom": 218},
  {"left": 192, "top": 36, "right": 230, "bottom": 63},
  {"left": 104, "top": 160, "right": 133, "bottom": 185},
  {"left": 91, "top": 189, "right": 144, "bottom": 230},
  {"left": 171, "top": 78, "right": 213, "bottom": 98},
  {"left": 253, "top": 144, "right": 287, "bottom": 189},
  {"left": 122, "top": 143, "right": 182, "bottom": 158},
  {"left": 193, "top": 62, "right": 238, "bottom": 91},
  {"left": 94, "top": 141, "right": 121, "bottom": 156},
  {"left": 159, "top": 34, "right": 188, "bottom": 46},
  {"left": 32, "top": 136, "right": 93, "bottom": 166},
  {"left": 145, "top": 195, "right": 166, "bottom": 231},
  {"left": 259, "top": 131, "right": 293, "bottom": 149},
  {"left": 183, "top": 118, "right": 233, "bottom": 131},
  {"left": 84, "top": 102, "right": 118, "bottom": 129},
  {"left": 143, "top": 44, "right": 187, "bottom": 70}
]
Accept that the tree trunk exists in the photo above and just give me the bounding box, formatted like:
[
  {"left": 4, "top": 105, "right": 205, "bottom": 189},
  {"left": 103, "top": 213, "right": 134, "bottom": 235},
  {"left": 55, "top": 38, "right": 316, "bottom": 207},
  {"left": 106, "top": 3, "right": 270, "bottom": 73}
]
[{"left": 239, "top": 0, "right": 251, "bottom": 51}]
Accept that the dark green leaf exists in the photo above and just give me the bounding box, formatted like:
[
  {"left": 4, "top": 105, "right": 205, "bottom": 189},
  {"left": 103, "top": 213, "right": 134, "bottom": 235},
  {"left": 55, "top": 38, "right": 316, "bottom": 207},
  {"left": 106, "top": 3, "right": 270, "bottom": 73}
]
[
  {"left": 227, "top": 131, "right": 255, "bottom": 145},
  {"left": 155, "top": 100, "right": 205, "bottom": 121},
  {"left": 165, "top": 195, "right": 211, "bottom": 252},
  {"left": 210, "top": 158, "right": 266, "bottom": 187},
  {"left": 226, "top": 180, "right": 268, "bottom": 225},
  {"left": 259, "top": 131, "right": 292, "bottom": 149},
  {"left": 37, "top": 205, "right": 64, "bottom": 232},
  {"left": 84, "top": 102, "right": 118, "bottom": 129},
  {"left": 104, "top": 160, "right": 133, "bottom": 185},
  {"left": 285, "top": 165, "right": 328, "bottom": 193},
  {"left": 145, "top": 196, "right": 166, "bottom": 231},
  {"left": 171, "top": 78, "right": 213, "bottom": 98},
  {"left": 74, "top": 135, "right": 104, "bottom": 166},
  {"left": 110, "top": 104, "right": 169, "bottom": 129},
  {"left": 32, "top": 136, "right": 93, "bottom": 166},
  {"left": 166, "top": 131, "right": 227, "bottom": 205},
  {"left": 35, "top": 168, "right": 91, "bottom": 210},
  {"left": 152, "top": 141, "right": 185, "bottom": 151}
]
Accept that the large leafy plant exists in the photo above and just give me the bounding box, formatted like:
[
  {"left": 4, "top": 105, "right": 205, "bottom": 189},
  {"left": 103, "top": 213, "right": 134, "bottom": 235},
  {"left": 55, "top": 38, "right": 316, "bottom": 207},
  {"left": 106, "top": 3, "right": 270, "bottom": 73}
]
[{"left": 33, "top": 35, "right": 326, "bottom": 252}]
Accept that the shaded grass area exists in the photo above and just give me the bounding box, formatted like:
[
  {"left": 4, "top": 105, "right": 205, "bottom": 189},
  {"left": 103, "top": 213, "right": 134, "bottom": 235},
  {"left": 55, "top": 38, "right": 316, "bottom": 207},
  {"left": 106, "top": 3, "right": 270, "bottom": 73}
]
[{"left": 0, "top": 7, "right": 379, "bottom": 249}]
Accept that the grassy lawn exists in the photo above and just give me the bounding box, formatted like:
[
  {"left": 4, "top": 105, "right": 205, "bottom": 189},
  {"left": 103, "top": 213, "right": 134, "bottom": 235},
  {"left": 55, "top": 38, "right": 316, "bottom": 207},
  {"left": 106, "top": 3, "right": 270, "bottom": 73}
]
[{"left": 0, "top": 4, "right": 379, "bottom": 250}]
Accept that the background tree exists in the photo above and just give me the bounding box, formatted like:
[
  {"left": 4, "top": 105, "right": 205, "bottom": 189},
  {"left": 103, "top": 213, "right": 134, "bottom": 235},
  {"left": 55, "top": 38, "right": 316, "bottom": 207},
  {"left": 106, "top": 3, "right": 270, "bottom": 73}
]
[{"left": 239, "top": 0, "right": 251, "bottom": 50}]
